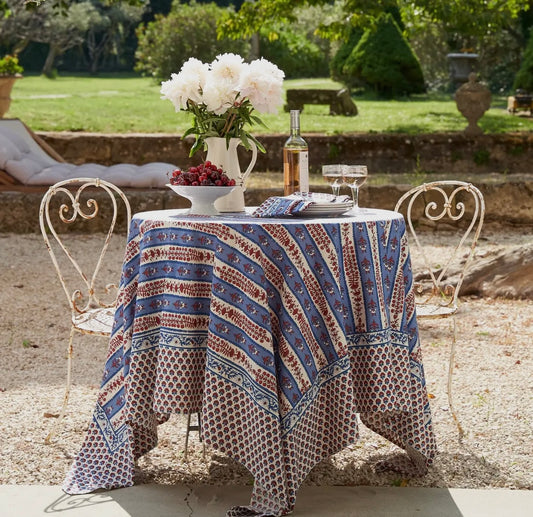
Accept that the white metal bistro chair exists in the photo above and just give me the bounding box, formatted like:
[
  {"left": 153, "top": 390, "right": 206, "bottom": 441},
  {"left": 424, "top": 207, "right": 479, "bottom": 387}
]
[
  {"left": 40, "top": 178, "right": 131, "bottom": 444},
  {"left": 395, "top": 180, "right": 485, "bottom": 437}
]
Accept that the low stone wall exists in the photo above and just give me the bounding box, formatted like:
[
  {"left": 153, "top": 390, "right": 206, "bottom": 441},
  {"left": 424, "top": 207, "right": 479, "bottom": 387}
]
[
  {"left": 2, "top": 179, "right": 532, "bottom": 233},
  {"left": 3, "top": 132, "right": 531, "bottom": 232},
  {"left": 39, "top": 131, "right": 533, "bottom": 176}
]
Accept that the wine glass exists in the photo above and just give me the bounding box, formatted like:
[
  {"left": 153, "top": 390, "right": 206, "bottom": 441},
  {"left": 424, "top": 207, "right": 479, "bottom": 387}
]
[
  {"left": 342, "top": 165, "right": 368, "bottom": 210},
  {"left": 322, "top": 164, "right": 344, "bottom": 197}
]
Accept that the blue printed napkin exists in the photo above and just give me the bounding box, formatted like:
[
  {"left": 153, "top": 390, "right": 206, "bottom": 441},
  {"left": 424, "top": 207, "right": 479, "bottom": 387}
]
[
  {"left": 252, "top": 195, "right": 314, "bottom": 217},
  {"left": 253, "top": 192, "right": 352, "bottom": 218}
]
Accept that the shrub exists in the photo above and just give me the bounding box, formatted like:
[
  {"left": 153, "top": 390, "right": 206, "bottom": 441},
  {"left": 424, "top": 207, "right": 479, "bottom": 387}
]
[
  {"left": 260, "top": 29, "right": 328, "bottom": 78},
  {"left": 513, "top": 31, "right": 533, "bottom": 92},
  {"left": 341, "top": 13, "right": 425, "bottom": 97},
  {"left": 257, "top": 4, "right": 336, "bottom": 79},
  {"left": 135, "top": 0, "right": 249, "bottom": 80},
  {"left": 0, "top": 54, "right": 23, "bottom": 76},
  {"left": 330, "top": 27, "right": 363, "bottom": 86}
]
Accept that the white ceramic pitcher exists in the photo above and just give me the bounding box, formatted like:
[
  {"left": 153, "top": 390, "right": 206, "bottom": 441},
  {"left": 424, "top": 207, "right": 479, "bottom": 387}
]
[{"left": 205, "top": 137, "right": 257, "bottom": 212}]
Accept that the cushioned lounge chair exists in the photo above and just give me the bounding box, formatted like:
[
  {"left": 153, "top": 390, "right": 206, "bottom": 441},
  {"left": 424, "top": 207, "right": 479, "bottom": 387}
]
[{"left": 0, "top": 118, "right": 177, "bottom": 190}]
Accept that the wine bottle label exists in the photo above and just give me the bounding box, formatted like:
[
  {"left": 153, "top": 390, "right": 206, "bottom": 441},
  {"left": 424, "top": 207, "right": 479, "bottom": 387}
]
[{"left": 299, "top": 151, "right": 309, "bottom": 193}]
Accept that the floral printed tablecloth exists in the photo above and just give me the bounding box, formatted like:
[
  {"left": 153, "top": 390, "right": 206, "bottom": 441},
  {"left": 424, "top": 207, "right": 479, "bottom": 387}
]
[{"left": 63, "top": 208, "right": 436, "bottom": 516}]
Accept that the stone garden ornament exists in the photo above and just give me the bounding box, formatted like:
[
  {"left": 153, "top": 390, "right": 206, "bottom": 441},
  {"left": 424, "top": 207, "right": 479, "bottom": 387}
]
[{"left": 454, "top": 72, "right": 492, "bottom": 136}]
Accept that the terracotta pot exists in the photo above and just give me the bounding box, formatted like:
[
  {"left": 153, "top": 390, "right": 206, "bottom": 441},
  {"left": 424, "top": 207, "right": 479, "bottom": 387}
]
[{"left": 0, "top": 76, "right": 21, "bottom": 118}]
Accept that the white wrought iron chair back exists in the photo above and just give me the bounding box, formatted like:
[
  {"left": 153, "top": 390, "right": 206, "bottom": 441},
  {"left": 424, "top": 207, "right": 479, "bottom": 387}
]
[
  {"left": 39, "top": 178, "right": 131, "bottom": 443},
  {"left": 395, "top": 180, "right": 485, "bottom": 437},
  {"left": 395, "top": 180, "right": 485, "bottom": 317}
]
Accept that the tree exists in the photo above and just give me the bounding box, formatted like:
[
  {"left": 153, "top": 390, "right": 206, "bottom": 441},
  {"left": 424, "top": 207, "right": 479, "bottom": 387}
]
[
  {"left": 514, "top": 28, "right": 533, "bottom": 91},
  {"left": 330, "top": 25, "right": 363, "bottom": 83},
  {"left": 36, "top": 3, "right": 100, "bottom": 76},
  {"left": 217, "top": 0, "right": 531, "bottom": 45},
  {"left": 259, "top": 28, "right": 328, "bottom": 78},
  {"left": 217, "top": 0, "right": 531, "bottom": 94},
  {"left": 85, "top": 2, "right": 144, "bottom": 74},
  {"left": 135, "top": 1, "right": 250, "bottom": 80},
  {"left": 0, "top": 0, "right": 40, "bottom": 54},
  {"left": 0, "top": 0, "right": 96, "bottom": 76},
  {"left": 0, "top": 0, "right": 144, "bottom": 75},
  {"left": 403, "top": 3, "right": 533, "bottom": 92},
  {"left": 257, "top": 3, "right": 340, "bottom": 78},
  {"left": 0, "top": 0, "right": 143, "bottom": 22},
  {"left": 341, "top": 13, "right": 425, "bottom": 96}
]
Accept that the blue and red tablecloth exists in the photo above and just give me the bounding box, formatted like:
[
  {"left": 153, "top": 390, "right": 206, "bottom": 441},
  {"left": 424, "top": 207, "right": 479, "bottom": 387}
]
[{"left": 63, "top": 208, "right": 436, "bottom": 516}]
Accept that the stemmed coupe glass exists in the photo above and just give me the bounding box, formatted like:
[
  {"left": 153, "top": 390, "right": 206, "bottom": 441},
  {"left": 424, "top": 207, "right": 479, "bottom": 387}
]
[
  {"left": 342, "top": 165, "right": 368, "bottom": 210},
  {"left": 322, "top": 164, "right": 344, "bottom": 196}
]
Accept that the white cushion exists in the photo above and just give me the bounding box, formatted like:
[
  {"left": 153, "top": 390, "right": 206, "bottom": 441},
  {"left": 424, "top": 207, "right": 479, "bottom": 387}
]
[
  {"left": 0, "top": 119, "right": 178, "bottom": 188},
  {"left": 0, "top": 126, "right": 31, "bottom": 153},
  {"left": 0, "top": 133, "right": 22, "bottom": 167}
]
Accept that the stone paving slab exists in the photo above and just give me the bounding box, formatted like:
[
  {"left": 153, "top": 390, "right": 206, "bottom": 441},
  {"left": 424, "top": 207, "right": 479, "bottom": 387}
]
[{"left": 1, "top": 485, "right": 532, "bottom": 517}]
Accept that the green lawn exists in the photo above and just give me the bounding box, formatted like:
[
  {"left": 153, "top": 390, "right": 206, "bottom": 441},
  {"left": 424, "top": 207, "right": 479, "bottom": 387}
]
[{"left": 8, "top": 73, "right": 533, "bottom": 134}]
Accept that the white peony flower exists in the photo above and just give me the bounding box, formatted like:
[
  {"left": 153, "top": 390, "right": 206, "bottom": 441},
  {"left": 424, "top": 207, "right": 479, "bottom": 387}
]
[
  {"left": 250, "top": 58, "right": 285, "bottom": 83},
  {"left": 160, "top": 54, "right": 285, "bottom": 154},
  {"left": 238, "top": 59, "right": 285, "bottom": 113},
  {"left": 180, "top": 57, "right": 209, "bottom": 88},
  {"left": 160, "top": 58, "right": 208, "bottom": 110},
  {"left": 202, "top": 78, "right": 237, "bottom": 115},
  {"left": 160, "top": 73, "right": 190, "bottom": 111},
  {"left": 210, "top": 53, "right": 246, "bottom": 87}
]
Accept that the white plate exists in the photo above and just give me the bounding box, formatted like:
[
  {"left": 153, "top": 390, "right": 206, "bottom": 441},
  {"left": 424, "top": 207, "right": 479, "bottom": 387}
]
[
  {"left": 286, "top": 192, "right": 354, "bottom": 216},
  {"left": 294, "top": 204, "right": 354, "bottom": 217},
  {"left": 305, "top": 201, "right": 353, "bottom": 210}
]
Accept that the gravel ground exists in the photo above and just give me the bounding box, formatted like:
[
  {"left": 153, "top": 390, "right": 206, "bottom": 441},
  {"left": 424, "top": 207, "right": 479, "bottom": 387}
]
[{"left": 0, "top": 228, "right": 531, "bottom": 490}]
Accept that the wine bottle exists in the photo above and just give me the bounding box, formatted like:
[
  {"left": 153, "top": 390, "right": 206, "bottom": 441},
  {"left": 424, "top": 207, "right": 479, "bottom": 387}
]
[{"left": 283, "top": 110, "right": 309, "bottom": 196}]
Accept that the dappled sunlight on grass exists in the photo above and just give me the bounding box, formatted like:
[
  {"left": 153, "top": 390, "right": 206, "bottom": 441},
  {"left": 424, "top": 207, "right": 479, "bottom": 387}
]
[{"left": 8, "top": 74, "right": 533, "bottom": 134}]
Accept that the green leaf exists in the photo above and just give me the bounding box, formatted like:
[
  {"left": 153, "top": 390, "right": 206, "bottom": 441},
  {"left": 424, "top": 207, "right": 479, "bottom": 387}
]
[
  {"left": 249, "top": 133, "right": 267, "bottom": 153},
  {"left": 240, "top": 132, "right": 250, "bottom": 149},
  {"left": 183, "top": 127, "right": 197, "bottom": 138},
  {"left": 189, "top": 137, "right": 204, "bottom": 156}
]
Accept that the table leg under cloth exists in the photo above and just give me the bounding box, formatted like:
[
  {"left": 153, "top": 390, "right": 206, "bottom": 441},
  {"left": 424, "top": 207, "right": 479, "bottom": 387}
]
[{"left": 63, "top": 213, "right": 436, "bottom": 516}]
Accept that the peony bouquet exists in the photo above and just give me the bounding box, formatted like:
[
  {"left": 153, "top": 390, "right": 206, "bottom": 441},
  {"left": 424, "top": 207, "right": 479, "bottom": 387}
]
[{"left": 160, "top": 53, "right": 284, "bottom": 156}]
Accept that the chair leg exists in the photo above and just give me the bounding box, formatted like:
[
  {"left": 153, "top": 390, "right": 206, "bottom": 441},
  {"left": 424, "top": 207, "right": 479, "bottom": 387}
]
[
  {"left": 45, "top": 326, "right": 75, "bottom": 444},
  {"left": 447, "top": 317, "right": 464, "bottom": 439},
  {"left": 184, "top": 413, "right": 192, "bottom": 459},
  {"left": 184, "top": 412, "right": 203, "bottom": 459}
]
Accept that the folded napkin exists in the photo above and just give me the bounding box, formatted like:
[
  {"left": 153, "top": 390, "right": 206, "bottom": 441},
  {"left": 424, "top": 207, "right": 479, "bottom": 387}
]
[
  {"left": 252, "top": 194, "right": 313, "bottom": 217},
  {"left": 253, "top": 192, "right": 351, "bottom": 218}
]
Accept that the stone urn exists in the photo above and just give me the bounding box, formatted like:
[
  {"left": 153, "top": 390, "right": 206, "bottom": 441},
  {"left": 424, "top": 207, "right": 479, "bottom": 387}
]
[
  {"left": 454, "top": 73, "right": 491, "bottom": 136},
  {"left": 447, "top": 53, "right": 479, "bottom": 87},
  {"left": 0, "top": 76, "right": 21, "bottom": 118}
]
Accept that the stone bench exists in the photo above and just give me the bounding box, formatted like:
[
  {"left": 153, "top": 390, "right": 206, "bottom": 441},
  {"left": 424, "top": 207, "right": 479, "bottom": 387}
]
[{"left": 285, "top": 88, "right": 358, "bottom": 116}]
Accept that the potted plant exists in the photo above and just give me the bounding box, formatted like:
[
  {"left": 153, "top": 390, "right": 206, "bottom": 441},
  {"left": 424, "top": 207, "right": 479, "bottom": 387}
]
[
  {"left": 0, "top": 54, "right": 23, "bottom": 118},
  {"left": 160, "top": 53, "right": 285, "bottom": 212}
]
